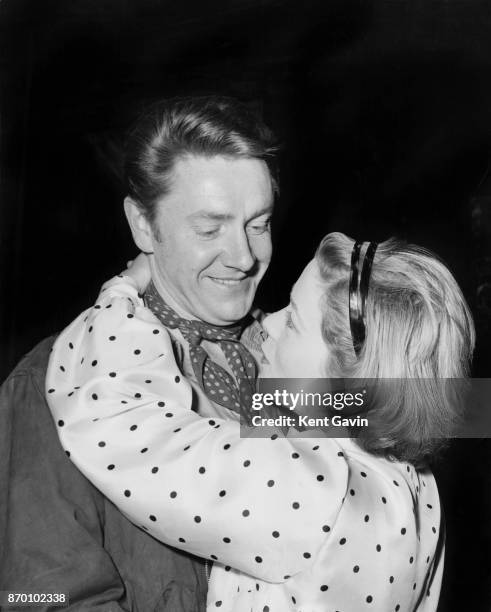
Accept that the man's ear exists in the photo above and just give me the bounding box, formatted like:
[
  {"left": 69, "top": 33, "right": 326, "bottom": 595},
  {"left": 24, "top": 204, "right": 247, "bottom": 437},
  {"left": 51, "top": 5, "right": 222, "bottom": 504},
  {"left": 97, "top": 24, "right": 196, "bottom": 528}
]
[{"left": 124, "top": 197, "right": 155, "bottom": 253}]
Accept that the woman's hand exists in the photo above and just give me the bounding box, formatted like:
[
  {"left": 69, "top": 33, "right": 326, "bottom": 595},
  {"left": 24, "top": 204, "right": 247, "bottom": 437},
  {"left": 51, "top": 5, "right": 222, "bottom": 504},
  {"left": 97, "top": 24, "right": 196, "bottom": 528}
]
[{"left": 123, "top": 253, "right": 151, "bottom": 294}]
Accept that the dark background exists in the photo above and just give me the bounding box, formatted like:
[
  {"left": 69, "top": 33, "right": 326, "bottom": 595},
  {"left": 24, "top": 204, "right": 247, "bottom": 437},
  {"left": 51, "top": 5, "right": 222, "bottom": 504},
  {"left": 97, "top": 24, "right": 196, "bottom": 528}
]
[{"left": 1, "top": 0, "right": 490, "bottom": 609}]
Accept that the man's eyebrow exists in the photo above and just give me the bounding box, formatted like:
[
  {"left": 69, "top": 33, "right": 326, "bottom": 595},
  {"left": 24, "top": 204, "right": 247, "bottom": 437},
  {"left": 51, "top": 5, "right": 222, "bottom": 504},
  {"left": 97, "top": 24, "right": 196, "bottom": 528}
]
[{"left": 187, "top": 211, "right": 234, "bottom": 222}]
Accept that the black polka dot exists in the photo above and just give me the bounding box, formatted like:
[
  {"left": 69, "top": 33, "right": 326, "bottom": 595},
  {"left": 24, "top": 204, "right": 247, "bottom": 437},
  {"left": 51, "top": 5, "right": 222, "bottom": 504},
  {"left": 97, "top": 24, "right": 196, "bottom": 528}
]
[
  {"left": 109, "top": 336, "right": 116, "bottom": 341},
  {"left": 272, "top": 531, "right": 280, "bottom": 538},
  {"left": 303, "top": 552, "right": 311, "bottom": 559},
  {"left": 322, "top": 525, "right": 330, "bottom": 532},
  {"left": 223, "top": 444, "right": 231, "bottom": 450},
  {"left": 158, "top": 401, "right": 165, "bottom": 407},
  {"left": 427, "top": 503, "right": 433, "bottom": 509},
  {"left": 208, "top": 420, "right": 216, "bottom": 426},
  {"left": 263, "top": 607, "right": 269, "bottom": 612},
  {"left": 409, "top": 556, "right": 414, "bottom": 564},
  {"left": 179, "top": 537, "right": 185, "bottom": 543},
  {"left": 173, "top": 428, "right": 181, "bottom": 433},
  {"left": 292, "top": 596, "right": 296, "bottom": 604},
  {"left": 109, "top": 372, "right": 116, "bottom": 377},
  {"left": 91, "top": 360, "right": 98, "bottom": 366},
  {"left": 242, "top": 509, "right": 250, "bottom": 517},
  {"left": 48, "top": 388, "right": 55, "bottom": 393},
  {"left": 255, "top": 556, "right": 262, "bottom": 563},
  {"left": 92, "top": 393, "right": 98, "bottom": 400},
  {"left": 134, "top": 393, "right": 141, "bottom": 399},
  {"left": 69, "top": 342, "right": 74, "bottom": 349},
  {"left": 243, "top": 459, "right": 251, "bottom": 467},
  {"left": 353, "top": 565, "right": 360, "bottom": 573},
  {"left": 88, "top": 326, "right": 93, "bottom": 333},
  {"left": 432, "top": 526, "right": 437, "bottom": 533},
  {"left": 390, "top": 576, "right": 394, "bottom": 583},
  {"left": 223, "top": 537, "right": 231, "bottom": 543},
  {"left": 127, "top": 313, "right": 134, "bottom": 319},
  {"left": 225, "top": 566, "right": 231, "bottom": 572},
  {"left": 396, "top": 605, "right": 400, "bottom": 611},
  {"left": 57, "top": 420, "right": 64, "bottom": 427},
  {"left": 130, "top": 425, "right": 137, "bottom": 431},
  {"left": 98, "top": 441, "right": 106, "bottom": 447},
  {"left": 140, "top": 448, "right": 148, "bottom": 453},
  {"left": 65, "top": 450, "right": 70, "bottom": 457},
  {"left": 165, "top": 412, "right": 173, "bottom": 418},
  {"left": 153, "top": 329, "right": 160, "bottom": 334},
  {"left": 292, "top": 502, "right": 300, "bottom": 509},
  {"left": 270, "top": 434, "right": 278, "bottom": 440},
  {"left": 339, "top": 537, "right": 347, "bottom": 545},
  {"left": 382, "top": 496, "right": 387, "bottom": 504},
  {"left": 105, "top": 304, "right": 112, "bottom": 309},
  {"left": 194, "top": 516, "right": 201, "bottom": 523},
  {"left": 149, "top": 515, "right": 157, "bottom": 522},
  {"left": 337, "top": 451, "right": 344, "bottom": 457},
  {"left": 364, "top": 514, "right": 370, "bottom": 522},
  {"left": 175, "top": 376, "right": 180, "bottom": 383},
  {"left": 152, "top": 467, "right": 159, "bottom": 474},
  {"left": 401, "top": 527, "right": 406, "bottom": 535},
  {"left": 312, "top": 445, "right": 319, "bottom": 450},
  {"left": 320, "top": 585, "right": 328, "bottom": 592},
  {"left": 219, "top": 490, "right": 226, "bottom": 497},
  {"left": 199, "top": 467, "right": 206, "bottom": 474},
  {"left": 292, "top": 452, "right": 300, "bottom": 459},
  {"left": 124, "top": 490, "right": 131, "bottom": 497},
  {"left": 215, "top": 601, "right": 222, "bottom": 607},
  {"left": 107, "top": 464, "right": 115, "bottom": 470},
  {"left": 366, "top": 595, "right": 373, "bottom": 603},
  {"left": 361, "top": 471, "right": 367, "bottom": 477},
  {"left": 393, "top": 480, "right": 399, "bottom": 486},
  {"left": 59, "top": 365, "right": 65, "bottom": 372},
  {"left": 170, "top": 491, "right": 177, "bottom": 498},
  {"left": 413, "top": 583, "right": 417, "bottom": 590},
  {"left": 376, "top": 544, "right": 382, "bottom": 552},
  {"left": 317, "top": 475, "right": 324, "bottom": 482},
  {"left": 267, "top": 480, "right": 275, "bottom": 487},
  {"left": 350, "top": 489, "right": 355, "bottom": 496},
  {"left": 134, "top": 349, "right": 141, "bottom": 355}
]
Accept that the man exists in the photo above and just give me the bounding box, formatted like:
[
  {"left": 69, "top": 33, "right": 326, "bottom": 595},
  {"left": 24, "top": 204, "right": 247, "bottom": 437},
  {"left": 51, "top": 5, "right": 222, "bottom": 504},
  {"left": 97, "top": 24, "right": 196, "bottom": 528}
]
[{"left": 0, "top": 96, "right": 278, "bottom": 610}]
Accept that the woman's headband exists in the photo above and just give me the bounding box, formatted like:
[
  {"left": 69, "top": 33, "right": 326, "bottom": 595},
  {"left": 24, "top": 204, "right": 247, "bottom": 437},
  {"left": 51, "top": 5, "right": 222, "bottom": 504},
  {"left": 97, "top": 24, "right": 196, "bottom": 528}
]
[{"left": 349, "top": 241, "right": 378, "bottom": 356}]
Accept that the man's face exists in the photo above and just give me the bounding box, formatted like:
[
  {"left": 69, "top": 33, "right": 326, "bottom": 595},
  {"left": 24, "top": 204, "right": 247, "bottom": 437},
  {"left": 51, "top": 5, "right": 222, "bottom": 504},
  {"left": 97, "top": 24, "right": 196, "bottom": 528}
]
[{"left": 149, "top": 155, "right": 274, "bottom": 326}]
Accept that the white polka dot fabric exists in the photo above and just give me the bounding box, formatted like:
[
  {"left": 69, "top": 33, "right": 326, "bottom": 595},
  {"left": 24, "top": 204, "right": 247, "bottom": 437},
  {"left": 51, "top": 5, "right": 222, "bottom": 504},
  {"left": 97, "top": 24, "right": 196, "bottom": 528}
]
[{"left": 46, "top": 275, "right": 444, "bottom": 612}]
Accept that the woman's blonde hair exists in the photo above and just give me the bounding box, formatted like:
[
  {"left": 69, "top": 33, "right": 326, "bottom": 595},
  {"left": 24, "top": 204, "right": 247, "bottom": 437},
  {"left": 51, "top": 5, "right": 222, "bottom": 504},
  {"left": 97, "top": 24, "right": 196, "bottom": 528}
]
[{"left": 315, "top": 232, "right": 475, "bottom": 466}]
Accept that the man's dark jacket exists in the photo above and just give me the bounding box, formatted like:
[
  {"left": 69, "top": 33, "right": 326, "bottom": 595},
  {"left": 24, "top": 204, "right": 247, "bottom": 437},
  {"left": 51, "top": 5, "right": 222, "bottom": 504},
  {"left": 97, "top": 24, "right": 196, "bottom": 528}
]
[{"left": 0, "top": 336, "right": 207, "bottom": 611}]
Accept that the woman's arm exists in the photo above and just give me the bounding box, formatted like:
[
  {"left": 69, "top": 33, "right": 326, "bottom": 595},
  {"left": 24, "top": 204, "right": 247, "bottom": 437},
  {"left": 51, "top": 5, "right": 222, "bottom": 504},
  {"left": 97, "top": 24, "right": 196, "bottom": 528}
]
[{"left": 46, "top": 274, "right": 348, "bottom": 583}]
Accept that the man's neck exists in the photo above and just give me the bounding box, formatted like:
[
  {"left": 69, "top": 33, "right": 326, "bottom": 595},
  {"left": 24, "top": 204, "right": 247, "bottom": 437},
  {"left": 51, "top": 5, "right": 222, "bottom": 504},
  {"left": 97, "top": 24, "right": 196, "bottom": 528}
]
[{"left": 148, "top": 258, "right": 199, "bottom": 321}]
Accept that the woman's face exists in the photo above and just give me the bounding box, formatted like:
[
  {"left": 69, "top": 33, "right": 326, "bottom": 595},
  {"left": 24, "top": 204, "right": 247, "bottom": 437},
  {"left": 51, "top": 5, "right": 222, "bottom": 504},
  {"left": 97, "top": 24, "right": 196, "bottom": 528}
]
[{"left": 261, "top": 259, "right": 329, "bottom": 378}]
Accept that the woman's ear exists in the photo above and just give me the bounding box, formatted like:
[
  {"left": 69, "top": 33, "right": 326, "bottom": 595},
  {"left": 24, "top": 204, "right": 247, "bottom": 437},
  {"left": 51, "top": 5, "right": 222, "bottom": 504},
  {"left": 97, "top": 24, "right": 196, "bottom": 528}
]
[{"left": 124, "top": 197, "right": 154, "bottom": 253}]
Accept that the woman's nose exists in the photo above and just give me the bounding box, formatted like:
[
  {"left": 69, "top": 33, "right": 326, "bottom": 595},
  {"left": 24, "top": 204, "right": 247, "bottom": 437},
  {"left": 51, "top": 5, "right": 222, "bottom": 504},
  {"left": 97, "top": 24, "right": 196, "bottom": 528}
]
[{"left": 262, "top": 308, "right": 285, "bottom": 340}]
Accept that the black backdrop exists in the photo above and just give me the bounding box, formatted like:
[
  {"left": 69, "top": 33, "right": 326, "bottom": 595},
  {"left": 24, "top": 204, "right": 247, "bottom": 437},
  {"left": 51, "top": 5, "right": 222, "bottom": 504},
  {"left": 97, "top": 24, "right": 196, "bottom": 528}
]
[{"left": 1, "top": 1, "right": 491, "bottom": 609}]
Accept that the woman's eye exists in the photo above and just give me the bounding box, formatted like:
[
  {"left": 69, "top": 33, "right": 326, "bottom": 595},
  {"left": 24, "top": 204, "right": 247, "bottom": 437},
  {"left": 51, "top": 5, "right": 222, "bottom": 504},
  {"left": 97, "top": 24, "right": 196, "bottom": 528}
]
[{"left": 285, "top": 310, "right": 296, "bottom": 330}]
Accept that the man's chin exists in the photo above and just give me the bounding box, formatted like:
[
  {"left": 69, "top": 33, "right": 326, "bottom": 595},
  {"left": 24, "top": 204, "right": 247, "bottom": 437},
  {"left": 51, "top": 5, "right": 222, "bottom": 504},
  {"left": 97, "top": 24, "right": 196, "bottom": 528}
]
[{"left": 200, "top": 303, "right": 252, "bottom": 326}]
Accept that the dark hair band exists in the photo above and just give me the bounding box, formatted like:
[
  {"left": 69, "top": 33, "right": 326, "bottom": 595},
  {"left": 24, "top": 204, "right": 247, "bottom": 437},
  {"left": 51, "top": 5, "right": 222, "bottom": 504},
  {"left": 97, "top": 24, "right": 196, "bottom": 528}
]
[{"left": 349, "top": 241, "right": 378, "bottom": 356}]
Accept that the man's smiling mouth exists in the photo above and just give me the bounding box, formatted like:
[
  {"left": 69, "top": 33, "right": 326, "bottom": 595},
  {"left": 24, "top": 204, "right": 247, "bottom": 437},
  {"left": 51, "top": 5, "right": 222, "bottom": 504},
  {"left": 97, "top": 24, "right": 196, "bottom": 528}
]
[{"left": 208, "top": 276, "right": 248, "bottom": 286}]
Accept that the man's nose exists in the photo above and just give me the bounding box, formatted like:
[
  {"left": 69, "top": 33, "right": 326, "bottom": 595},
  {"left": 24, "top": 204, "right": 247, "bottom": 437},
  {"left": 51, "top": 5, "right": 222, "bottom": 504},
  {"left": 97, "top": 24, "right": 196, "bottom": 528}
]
[
  {"left": 262, "top": 308, "right": 285, "bottom": 340},
  {"left": 223, "top": 229, "right": 256, "bottom": 272}
]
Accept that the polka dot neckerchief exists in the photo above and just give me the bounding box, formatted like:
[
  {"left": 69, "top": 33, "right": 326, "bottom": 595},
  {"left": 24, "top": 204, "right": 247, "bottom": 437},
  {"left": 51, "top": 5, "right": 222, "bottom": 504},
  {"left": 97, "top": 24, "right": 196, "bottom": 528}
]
[{"left": 144, "top": 281, "right": 258, "bottom": 418}]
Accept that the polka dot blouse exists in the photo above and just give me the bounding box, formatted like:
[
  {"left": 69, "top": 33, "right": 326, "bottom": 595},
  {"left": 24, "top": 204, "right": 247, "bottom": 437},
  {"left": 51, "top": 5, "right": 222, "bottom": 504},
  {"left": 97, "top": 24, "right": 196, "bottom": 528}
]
[{"left": 46, "top": 275, "right": 444, "bottom": 612}]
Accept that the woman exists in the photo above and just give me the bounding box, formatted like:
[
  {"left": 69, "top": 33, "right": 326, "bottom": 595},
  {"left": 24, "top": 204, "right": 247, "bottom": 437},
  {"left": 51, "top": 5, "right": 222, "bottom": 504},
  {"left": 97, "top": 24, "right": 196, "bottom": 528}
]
[{"left": 46, "top": 232, "right": 474, "bottom": 611}]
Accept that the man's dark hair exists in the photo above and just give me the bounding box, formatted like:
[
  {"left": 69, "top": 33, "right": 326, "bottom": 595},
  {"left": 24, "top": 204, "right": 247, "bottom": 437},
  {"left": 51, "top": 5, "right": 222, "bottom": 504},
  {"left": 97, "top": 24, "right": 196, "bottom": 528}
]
[{"left": 124, "top": 95, "right": 279, "bottom": 224}]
